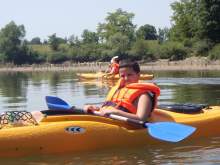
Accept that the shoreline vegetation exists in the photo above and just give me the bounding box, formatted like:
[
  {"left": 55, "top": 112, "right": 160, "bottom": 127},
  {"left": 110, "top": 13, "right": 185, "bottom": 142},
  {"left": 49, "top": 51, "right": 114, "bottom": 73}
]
[
  {"left": 0, "top": 57, "right": 219, "bottom": 73},
  {"left": 1, "top": 6, "right": 220, "bottom": 69}
]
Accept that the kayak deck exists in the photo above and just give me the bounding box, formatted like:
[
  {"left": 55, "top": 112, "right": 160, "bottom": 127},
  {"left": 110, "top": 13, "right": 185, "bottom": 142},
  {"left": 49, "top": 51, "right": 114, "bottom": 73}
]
[
  {"left": 0, "top": 106, "right": 220, "bottom": 157},
  {"left": 41, "top": 105, "right": 220, "bottom": 139}
]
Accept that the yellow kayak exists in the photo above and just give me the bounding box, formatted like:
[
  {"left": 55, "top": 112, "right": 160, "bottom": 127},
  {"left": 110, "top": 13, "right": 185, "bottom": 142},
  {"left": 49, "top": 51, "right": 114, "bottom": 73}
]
[
  {"left": 76, "top": 72, "right": 154, "bottom": 80},
  {"left": 0, "top": 105, "right": 220, "bottom": 157}
]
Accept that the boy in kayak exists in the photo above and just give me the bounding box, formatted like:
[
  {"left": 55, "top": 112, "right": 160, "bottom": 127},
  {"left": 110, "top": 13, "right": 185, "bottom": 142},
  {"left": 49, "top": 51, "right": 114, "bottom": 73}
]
[
  {"left": 29, "top": 59, "right": 159, "bottom": 123},
  {"left": 84, "top": 59, "right": 160, "bottom": 121}
]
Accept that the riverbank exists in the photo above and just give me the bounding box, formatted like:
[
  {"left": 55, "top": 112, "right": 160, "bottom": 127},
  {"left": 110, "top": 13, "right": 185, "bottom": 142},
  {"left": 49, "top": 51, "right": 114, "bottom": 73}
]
[
  {"left": 0, "top": 57, "right": 219, "bottom": 72},
  {"left": 142, "top": 57, "right": 220, "bottom": 71}
]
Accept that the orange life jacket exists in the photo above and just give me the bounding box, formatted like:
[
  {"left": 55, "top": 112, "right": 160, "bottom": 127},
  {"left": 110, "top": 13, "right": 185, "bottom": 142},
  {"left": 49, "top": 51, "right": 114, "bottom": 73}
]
[
  {"left": 110, "top": 62, "right": 119, "bottom": 74},
  {"left": 103, "top": 82, "right": 160, "bottom": 114}
]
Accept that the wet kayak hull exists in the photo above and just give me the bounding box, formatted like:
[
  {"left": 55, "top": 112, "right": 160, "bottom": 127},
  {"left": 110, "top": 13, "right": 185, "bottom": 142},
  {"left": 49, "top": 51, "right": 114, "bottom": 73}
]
[{"left": 0, "top": 106, "right": 220, "bottom": 157}]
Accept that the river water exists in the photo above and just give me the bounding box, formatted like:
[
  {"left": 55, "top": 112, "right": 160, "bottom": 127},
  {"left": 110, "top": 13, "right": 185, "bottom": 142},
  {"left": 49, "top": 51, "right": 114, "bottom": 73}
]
[{"left": 0, "top": 70, "right": 220, "bottom": 164}]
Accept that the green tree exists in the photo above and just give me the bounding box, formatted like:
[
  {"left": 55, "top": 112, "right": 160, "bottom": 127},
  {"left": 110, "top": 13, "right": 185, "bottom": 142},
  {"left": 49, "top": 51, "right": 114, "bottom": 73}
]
[
  {"left": 68, "top": 35, "right": 80, "bottom": 47},
  {"left": 0, "top": 21, "right": 27, "bottom": 63},
  {"left": 48, "top": 33, "right": 60, "bottom": 51},
  {"left": 209, "top": 43, "right": 220, "bottom": 60},
  {"left": 81, "top": 29, "right": 99, "bottom": 44},
  {"left": 159, "top": 41, "right": 187, "bottom": 60},
  {"left": 97, "top": 8, "right": 136, "bottom": 43},
  {"left": 170, "top": 0, "right": 195, "bottom": 41},
  {"left": 130, "top": 39, "right": 149, "bottom": 60},
  {"left": 136, "top": 24, "right": 157, "bottom": 40},
  {"left": 158, "top": 27, "right": 170, "bottom": 43},
  {"left": 170, "top": 0, "right": 220, "bottom": 43},
  {"left": 106, "top": 32, "right": 130, "bottom": 57},
  {"left": 202, "top": 0, "right": 220, "bottom": 42},
  {"left": 30, "top": 37, "right": 41, "bottom": 44}
]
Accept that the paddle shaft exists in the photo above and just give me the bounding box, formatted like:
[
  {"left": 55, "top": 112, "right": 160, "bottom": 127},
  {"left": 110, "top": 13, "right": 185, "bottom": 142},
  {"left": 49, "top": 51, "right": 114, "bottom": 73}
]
[
  {"left": 41, "top": 108, "right": 145, "bottom": 126},
  {"left": 92, "top": 111, "right": 144, "bottom": 125}
]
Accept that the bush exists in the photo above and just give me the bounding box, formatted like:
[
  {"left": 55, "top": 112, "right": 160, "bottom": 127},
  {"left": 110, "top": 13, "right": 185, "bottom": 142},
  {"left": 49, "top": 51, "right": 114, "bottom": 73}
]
[
  {"left": 192, "top": 39, "right": 213, "bottom": 57},
  {"left": 47, "top": 52, "right": 68, "bottom": 63},
  {"left": 158, "top": 42, "right": 187, "bottom": 60},
  {"left": 208, "top": 44, "right": 220, "bottom": 60},
  {"left": 183, "top": 39, "right": 193, "bottom": 48}
]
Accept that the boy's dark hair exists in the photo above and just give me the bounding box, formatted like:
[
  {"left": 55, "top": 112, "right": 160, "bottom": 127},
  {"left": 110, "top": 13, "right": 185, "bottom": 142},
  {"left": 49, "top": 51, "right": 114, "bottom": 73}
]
[{"left": 119, "top": 59, "right": 140, "bottom": 73}]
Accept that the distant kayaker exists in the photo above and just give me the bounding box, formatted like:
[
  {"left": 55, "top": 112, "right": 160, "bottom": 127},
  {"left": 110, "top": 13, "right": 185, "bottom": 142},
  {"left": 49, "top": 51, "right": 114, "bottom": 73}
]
[
  {"left": 105, "top": 56, "right": 120, "bottom": 76},
  {"left": 84, "top": 59, "right": 160, "bottom": 121}
]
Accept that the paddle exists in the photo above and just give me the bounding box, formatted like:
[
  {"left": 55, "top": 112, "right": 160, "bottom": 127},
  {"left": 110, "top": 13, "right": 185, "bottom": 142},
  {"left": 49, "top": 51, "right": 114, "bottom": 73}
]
[
  {"left": 46, "top": 96, "right": 72, "bottom": 110},
  {"left": 45, "top": 96, "right": 196, "bottom": 142}
]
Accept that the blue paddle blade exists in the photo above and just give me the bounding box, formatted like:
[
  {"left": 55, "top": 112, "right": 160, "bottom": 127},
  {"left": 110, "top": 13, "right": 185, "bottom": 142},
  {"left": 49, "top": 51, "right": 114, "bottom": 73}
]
[
  {"left": 45, "top": 96, "right": 71, "bottom": 110},
  {"left": 47, "top": 103, "right": 71, "bottom": 110},
  {"left": 145, "top": 122, "right": 196, "bottom": 142}
]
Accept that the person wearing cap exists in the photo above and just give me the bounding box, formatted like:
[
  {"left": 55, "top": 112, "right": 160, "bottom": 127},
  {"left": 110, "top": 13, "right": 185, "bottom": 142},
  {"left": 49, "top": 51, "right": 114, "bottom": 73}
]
[{"left": 106, "top": 56, "right": 120, "bottom": 75}]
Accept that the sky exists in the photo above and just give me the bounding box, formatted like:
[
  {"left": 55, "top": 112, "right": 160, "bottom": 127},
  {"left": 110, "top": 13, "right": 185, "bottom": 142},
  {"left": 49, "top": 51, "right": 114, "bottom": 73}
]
[{"left": 0, "top": 0, "right": 176, "bottom": 41}]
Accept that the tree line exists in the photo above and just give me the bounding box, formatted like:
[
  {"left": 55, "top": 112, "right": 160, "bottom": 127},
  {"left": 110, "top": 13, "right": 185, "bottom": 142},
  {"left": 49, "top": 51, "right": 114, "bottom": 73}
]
[{"left": 0, "top": 0, "right": 220, "bottom": 65}]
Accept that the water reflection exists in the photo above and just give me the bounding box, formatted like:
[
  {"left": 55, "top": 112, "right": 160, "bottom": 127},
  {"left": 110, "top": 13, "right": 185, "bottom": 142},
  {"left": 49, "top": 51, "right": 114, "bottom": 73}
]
[
  {"left": 1, "top": 136, "right": 220, "bottom": 164},
  {"left": 153, "top": 70, "right": 220, "bottom": 78},
  {"left": 0, "top": 71, "right": 219, "bottom": 112},
  {"left": 0, "top": 72, "right": 28, "bottom": 98},
  {"left": 158, "top": 84, "right": 220, "bottom": 105},
  {"left": 153, "top": 76, "right": 220, "bottom": 105},
  {"left": 156, "top": 77, "right": 220, "bottom": 85}
]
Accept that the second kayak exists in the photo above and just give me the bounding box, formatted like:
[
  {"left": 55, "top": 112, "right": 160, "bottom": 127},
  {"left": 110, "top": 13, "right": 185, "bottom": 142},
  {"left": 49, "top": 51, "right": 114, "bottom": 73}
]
[{"left": 76, "top": 72, "right": 154, "bottom": 80}]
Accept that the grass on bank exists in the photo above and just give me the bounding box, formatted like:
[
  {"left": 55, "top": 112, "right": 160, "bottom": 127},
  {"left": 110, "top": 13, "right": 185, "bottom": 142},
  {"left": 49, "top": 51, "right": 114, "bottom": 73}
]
[{"left": 29, "top": 40, "right": 220, "bottom": 65}]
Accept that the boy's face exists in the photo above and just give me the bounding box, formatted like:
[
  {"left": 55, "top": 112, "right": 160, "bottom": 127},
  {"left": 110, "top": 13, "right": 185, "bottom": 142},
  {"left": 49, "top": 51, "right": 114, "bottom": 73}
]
[{"left": 119, "top": 67, "right": 140, "bottom": 86}]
